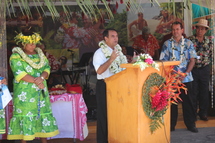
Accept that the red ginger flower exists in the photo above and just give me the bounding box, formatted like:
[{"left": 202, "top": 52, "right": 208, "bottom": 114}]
[{"left": 151, "top": 90, "right": 169, "bottom": 111}]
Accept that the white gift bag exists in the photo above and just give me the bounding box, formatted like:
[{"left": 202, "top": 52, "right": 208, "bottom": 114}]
[{"left": 0, "top": 85, "right": 12, "bottom": 109}]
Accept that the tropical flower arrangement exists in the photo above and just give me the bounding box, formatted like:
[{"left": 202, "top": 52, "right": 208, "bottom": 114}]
[
  {"left": 133, "top": 53, "right": 159, "bottom": 71},
  {"left": 142, "top": 66, "right": 187, "bottom": 133}
]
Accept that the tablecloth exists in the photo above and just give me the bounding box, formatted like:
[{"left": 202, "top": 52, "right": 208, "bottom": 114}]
[{"left": 0, "top": 93, "right": 88, "bottom": 141}]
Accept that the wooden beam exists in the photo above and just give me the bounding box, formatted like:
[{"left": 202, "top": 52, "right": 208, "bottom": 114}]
[{"left": 193, "top": 13, "right": 215, "bottom": 22}]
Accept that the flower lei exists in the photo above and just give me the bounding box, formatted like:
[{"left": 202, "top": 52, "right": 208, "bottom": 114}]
[
  {"left": 12, "top": 47, "right": 46, "bottom": 69},
  {"left": 171, "top": 36, "right": 185, "bottom": 63},
  {"left": 133, "top": 53, "right": 159, "bottom": 71},
  {"left": 14, "top": 32, "right": 42, "bottom": 45},
  {"left": 99, "top": 40, "right": 128, "bottom": 74}
]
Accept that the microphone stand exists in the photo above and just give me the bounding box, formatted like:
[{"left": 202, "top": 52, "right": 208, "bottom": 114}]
[
  {"left": 67, "top": 49, "right": 75, "bottom": 84},
  {"left": 58, "top": 56, "right": 68, "bottom": 85},
  {"left": 85, "top": 64, "right": 89, "bottom": 96},
  {"left": 58, "top": 64, "right": 64, "bottom": 85},
  {"left": 67, "top": 49, "right": 75, "bottom": 70}
]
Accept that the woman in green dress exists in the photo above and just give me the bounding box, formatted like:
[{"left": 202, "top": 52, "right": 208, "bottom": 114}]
[
  {"left": 7, "top": 30, "right": 59, "bottom": 143},
  {"left": 0, "top": 77, "right": 7, "bottom": 134}
]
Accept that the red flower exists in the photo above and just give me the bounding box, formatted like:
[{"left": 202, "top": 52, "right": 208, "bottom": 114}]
[
  {"left": 116, "top": 1, "right": 119, "bottom": 9},
  {"left": 151, "top": 90, "right": 169, "bottom": 111},
  {"left": 145, "top": 58, "right": 153, "bottom": 64}
]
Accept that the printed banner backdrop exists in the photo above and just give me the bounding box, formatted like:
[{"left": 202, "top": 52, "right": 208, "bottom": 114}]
[
  {"left": 6, "top": 5, "right": 127, "bottom": 70},
  {"left": 127, "top": 2, "right": 184, "bottom": 47},
  {"left": 6, "top": 3, "right": 184, "bottom": 68},
  {"left": 6, "top": 6, "right": 104, "bottom": 66},
  {"left": 6, "top": 5, "right": 127, "bottom": 89}
]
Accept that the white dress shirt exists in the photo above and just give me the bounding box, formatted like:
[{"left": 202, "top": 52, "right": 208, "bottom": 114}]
[{"left": 93, "top": 47, "right": 114, "bottom": 80}]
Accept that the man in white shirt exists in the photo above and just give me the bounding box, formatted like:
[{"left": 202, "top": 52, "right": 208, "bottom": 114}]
[{"left": 93, "top": 28, "right": 128, "bottom": 143}]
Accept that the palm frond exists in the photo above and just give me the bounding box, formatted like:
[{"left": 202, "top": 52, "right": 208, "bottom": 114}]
[
  {"left": 9, "top": 0, "right": 16, "bottom": 17},
  {"left": 1, "top": 0, "right": 213, "bottom": 21},
  {"left": 6, "top": 1, "right": 12, "bottom": 18}
]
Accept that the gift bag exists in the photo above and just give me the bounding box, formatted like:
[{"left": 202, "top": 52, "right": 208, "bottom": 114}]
[{"left": 0, "top": 84, "right": 12, "bottom": 109}]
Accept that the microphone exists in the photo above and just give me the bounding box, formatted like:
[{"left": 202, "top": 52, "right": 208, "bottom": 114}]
[
  {"left": 133, "top": 49, "right": 139, "bottom": 55},
  {"left": 67, "top": 49, "right": 74, "bottom": 53},
  {"left": 41, "top": 89, "right": 45, "bottom": 98}
]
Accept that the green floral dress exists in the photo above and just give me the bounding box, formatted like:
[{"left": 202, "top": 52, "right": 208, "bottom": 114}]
[
  {"left": 0, "top": 109, "right": 5, "bottom": 134},
  {"left": 7, "top": 49, "right": 59, "bottom": 140}
]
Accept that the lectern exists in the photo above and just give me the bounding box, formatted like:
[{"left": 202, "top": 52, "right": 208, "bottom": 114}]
[{"left": 105, "top": 61, "right": 180, "bottom": 143}]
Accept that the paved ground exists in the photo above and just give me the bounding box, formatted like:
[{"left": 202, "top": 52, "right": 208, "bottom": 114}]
[{"left": 171, "top": 127, "right": 215, "bottom": 143}]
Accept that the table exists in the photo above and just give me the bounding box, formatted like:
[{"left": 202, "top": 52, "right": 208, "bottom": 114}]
[
  {"left": 0, "top": 93, "right": 88, "bottom": 141},
  {"left": 49, "top": 93, "right": 88, "bottom": 140}
]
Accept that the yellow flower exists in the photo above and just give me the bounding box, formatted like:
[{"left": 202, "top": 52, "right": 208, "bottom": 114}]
[{"left": 14, "top": 32, "right": 42, "bottom": 45}]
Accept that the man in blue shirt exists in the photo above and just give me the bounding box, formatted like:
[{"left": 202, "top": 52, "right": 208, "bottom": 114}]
[{"left": 160, "top": 21, "right": 198, "bottom": 133}]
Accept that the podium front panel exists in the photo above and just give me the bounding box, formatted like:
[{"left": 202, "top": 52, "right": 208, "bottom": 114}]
[{"left": 105, "top": 61, "right": 179, "bottom": 143}]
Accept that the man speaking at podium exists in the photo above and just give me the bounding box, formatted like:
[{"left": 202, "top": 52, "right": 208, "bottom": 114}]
[{"left": 93, "top": 28, "right": 128, "bottom": 143}]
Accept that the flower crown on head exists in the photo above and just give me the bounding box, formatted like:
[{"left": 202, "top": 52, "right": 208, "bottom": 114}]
[{"left": 14, "top": 32, "right": 42, "bottom": 45}]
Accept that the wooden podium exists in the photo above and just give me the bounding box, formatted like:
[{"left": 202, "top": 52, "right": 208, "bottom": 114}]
[{"left": 105, "top": 61, "right": 180, "bottom": 143}]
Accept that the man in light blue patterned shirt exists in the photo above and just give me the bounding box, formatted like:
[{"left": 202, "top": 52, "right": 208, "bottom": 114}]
[{"left": 160, "top": 21, "right": 198, "bottom": 133}]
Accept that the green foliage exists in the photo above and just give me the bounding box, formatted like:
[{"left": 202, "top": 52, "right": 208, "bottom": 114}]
[
  {"left": 150, "top": 120, "right": 161, "bottom": 133},
  {"left": 105, "top": 11, "right": 128, "bottom": 46},
  {"left": 43, "top": 30, "right": 62, "bottom": 49},
  {"left": 160, "top": 2, "right": 184, "bottom": 19},
  {"left": 153, "top": 33, "right": 164, "bottom": 43}
]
